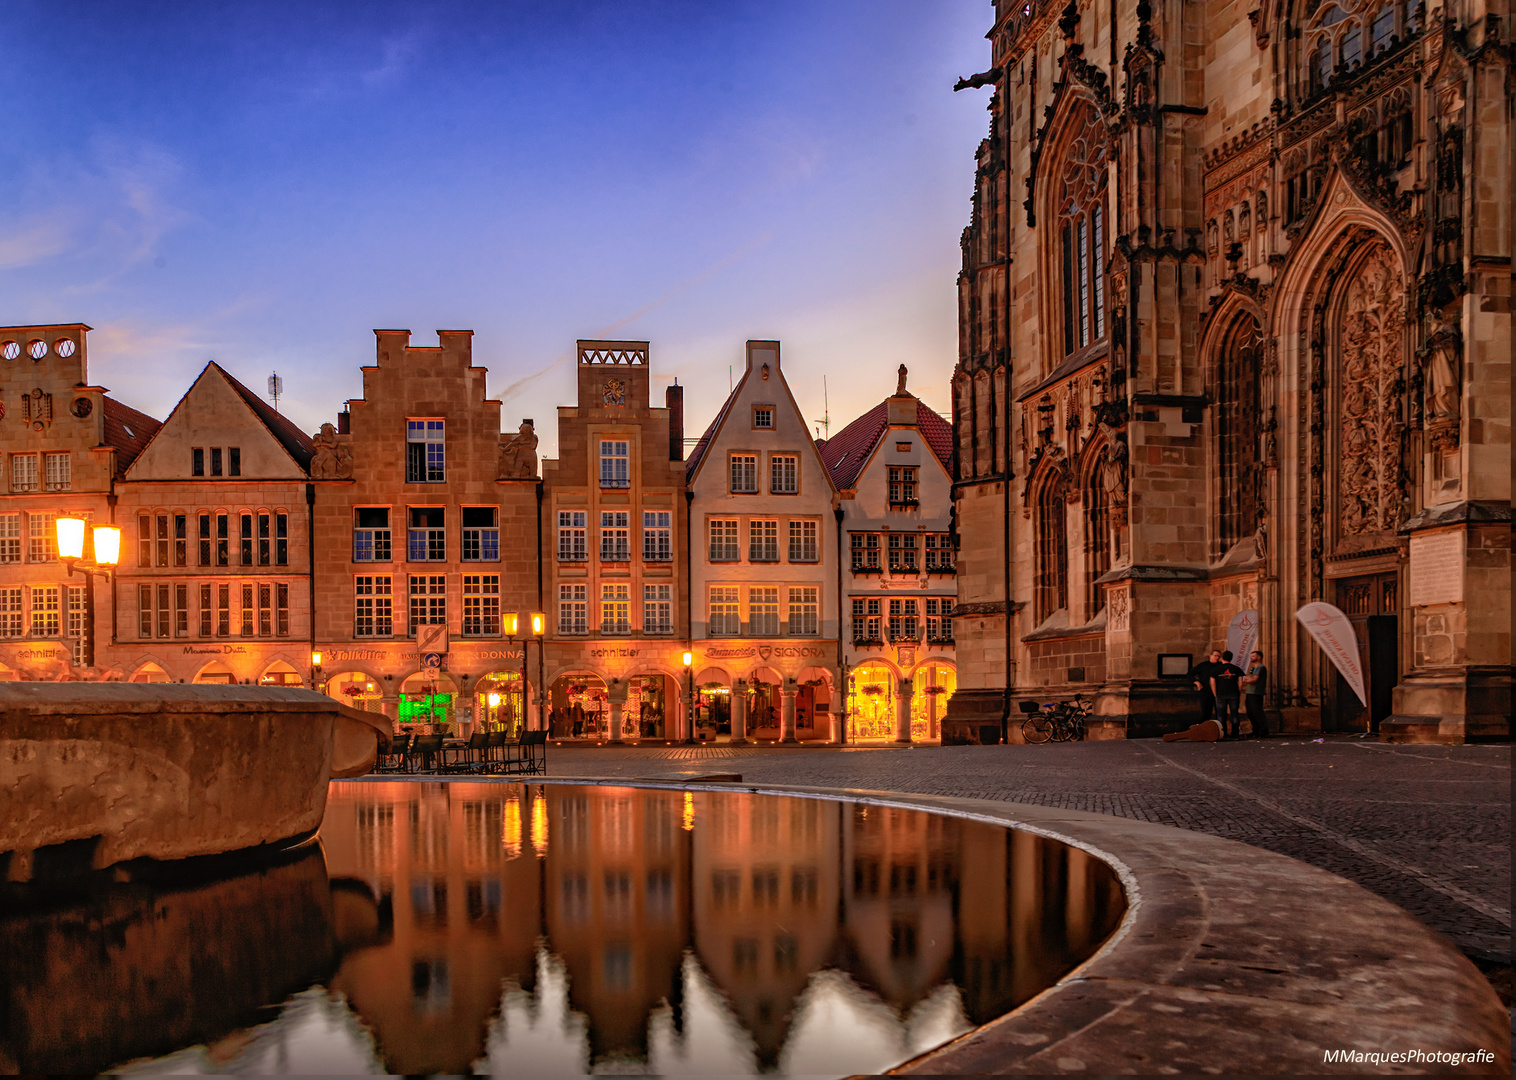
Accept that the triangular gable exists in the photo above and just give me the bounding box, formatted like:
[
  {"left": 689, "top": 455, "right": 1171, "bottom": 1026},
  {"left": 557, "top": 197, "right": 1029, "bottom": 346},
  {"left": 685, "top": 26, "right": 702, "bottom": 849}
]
[
  {"left": 124, "top": 362, "right": 313, "bottom": 480},
  {"left": 685, "top": 343, "right": 835, "bottom": 496}
]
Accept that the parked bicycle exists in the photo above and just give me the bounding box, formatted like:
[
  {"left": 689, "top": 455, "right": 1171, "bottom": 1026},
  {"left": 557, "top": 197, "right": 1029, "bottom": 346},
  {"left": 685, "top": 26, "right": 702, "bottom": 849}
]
[{"left": 1018, "top": 695, "right": 1089, "bottom": 743}]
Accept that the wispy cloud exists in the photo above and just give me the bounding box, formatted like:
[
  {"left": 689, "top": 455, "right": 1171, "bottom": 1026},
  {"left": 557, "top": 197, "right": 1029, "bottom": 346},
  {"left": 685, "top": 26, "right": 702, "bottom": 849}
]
[{"left": 0, "top": 213, "right": 76, "bottom": 271}]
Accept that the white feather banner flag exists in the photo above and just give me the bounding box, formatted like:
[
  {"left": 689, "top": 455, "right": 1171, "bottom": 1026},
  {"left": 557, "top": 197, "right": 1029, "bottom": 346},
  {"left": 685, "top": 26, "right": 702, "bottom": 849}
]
[
  {"left": 1226, "top": 609, "right": 1261, "bottom": 672},
  {"left": 1295, "top": 602, "right": 1367, "bottom": 707}
]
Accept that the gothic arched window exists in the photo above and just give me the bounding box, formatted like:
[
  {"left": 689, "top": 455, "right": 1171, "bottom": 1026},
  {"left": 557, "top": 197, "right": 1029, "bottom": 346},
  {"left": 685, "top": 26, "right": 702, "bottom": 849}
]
[
  {"left": 1034, "top": 470, "right": 1068, "bottom": 623},
  {"left": 1216, "top": 315, "right": 1263, "bottom": 555},
  {"left": 1057, "top": 108, "right": 1109, "bottom": 357},
  {"left": 1084, "top": 460, "right": 1110, "bottom": 619}
]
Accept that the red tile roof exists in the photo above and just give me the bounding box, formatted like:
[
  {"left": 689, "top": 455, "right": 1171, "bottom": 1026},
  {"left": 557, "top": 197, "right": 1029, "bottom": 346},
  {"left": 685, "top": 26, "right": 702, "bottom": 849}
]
[
  {"left": 102, "top": 397, "right": 163, "bottom": 478},
  {"left": 820, "top": 397, "right": 953, "bottom": 491}
]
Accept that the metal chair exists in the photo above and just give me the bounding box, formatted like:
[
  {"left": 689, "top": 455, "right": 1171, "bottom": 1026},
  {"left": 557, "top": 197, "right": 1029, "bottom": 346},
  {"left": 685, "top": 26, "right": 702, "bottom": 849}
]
[
  {"left": 409, "top": 733, "right": 445, "bottom": 774},
  {"left": 441, "top": 731, "right": 490, "bottom": 774},
  {"left": 376, "top": 732, "right": 412, "bottom": 773},
  {"left": 483, "top": 729, "right": 507, "bottom": 773}
]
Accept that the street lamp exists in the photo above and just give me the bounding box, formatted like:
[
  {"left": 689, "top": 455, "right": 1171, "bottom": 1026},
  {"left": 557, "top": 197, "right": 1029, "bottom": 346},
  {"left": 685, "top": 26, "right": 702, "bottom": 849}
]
[
  {"left": 682, "top": 650, "right": 695, "bottom": 744},
  {"left": 56, "top": 518, "right": 121, "bottom": 670},
  {"left": 311, "top": 651, "right": 323, "bottom": 691},
  {"left": 504, "top": 611, "right": 548, "bottom": 734}
]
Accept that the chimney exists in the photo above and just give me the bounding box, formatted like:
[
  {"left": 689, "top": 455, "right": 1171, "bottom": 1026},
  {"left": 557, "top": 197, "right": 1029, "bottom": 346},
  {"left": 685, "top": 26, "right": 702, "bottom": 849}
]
[
  {"left": 337, "top": 410, "right": 351, "bottom": 435},
  {"left": 666, "top": 383, "right": 684, "bottom": 461}
]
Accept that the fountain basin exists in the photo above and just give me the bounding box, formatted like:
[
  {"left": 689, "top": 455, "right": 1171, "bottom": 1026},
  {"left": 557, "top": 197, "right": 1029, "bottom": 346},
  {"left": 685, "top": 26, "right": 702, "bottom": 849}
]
[{"left": 0, "top": 684, "right": 389, "bottom": 879}]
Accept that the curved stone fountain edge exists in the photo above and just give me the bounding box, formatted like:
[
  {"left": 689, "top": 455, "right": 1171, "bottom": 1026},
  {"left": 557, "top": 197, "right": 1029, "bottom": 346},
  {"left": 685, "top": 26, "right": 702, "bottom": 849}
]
[{"left": 450, "top": 776, "right": 1510, "bottom": 1076}]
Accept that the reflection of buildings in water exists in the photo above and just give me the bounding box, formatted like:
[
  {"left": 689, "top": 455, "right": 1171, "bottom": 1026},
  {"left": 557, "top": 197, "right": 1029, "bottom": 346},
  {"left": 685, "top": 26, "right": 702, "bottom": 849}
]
[
  {"left": 321, "top": 782, "right": 545, "bottom": 1076},
  {"left": 841, "top": 804, "right": 959, "bottom": 1010},
  {"left": 544, "top": 786, "right": 691, "bottom": 1064},
  {"left": 691, "top": 792, "right": 842, "bottom": 1069}
]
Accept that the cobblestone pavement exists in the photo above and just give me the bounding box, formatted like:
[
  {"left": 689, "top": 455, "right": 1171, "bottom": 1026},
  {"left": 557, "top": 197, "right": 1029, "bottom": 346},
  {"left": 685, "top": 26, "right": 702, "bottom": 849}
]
[{"left": 541, "top": 735, "right": 1512, "bottom": 969}]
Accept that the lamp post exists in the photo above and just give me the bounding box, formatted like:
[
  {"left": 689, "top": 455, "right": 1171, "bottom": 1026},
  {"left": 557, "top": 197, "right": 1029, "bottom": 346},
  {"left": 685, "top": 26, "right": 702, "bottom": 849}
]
[
  {"left": 682, "top": 650, "right": 695, "bottom": 744},
  {"left": 504, "top": 611, "right": 547, "bottom": 735},
  {"left": 55, "top": 518, "right": 120, "bottom": 670},
  {"left": 310, "top": 651, "right": 323, "bottom": 692}
]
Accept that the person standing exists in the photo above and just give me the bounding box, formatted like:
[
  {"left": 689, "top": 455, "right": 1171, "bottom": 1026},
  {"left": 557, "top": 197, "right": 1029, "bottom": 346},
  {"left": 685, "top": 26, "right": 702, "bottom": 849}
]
[
  {"left": 1243, "top": 650, "right": 1269, "bottom": 738},
  {"left": 1192, "top": 649, "right": 1224, "bottom": 725},
  {"left": 1210, "top": 650, "right": 1247, "bottom": 739}
]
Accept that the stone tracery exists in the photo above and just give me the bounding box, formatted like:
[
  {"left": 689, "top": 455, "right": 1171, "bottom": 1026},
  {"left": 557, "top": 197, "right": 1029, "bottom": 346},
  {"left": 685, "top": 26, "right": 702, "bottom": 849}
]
[{"left": 1337, "top": 243, "right": 1405, "bottom": 537}]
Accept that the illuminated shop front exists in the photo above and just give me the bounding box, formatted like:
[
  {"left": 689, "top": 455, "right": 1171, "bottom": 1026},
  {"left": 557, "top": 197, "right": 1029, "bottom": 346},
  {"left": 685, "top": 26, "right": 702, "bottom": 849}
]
[
  {"left": 399, "top": 671, "right": 457, "bottom": 729},
  {"left": 474, "top": 669, "right": 526, "bottom": 737},
  {"left": 549, "top": 674, "right": 608, "bottom": 739},
  {"left": 911, "top": 662, "right": 956, "bottom": 742},
  {"left": 848, "top": 662, "right": 896, "bottom": 742}
]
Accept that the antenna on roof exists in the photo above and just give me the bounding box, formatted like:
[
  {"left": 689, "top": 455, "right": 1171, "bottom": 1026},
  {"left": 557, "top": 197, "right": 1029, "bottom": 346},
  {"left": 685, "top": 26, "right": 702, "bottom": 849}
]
[
  {"left": 268, "top": 372, "right": 283, "bottom": 413},
  {"left": 820, "top": 377, "right": 830, "bottom": 439}
]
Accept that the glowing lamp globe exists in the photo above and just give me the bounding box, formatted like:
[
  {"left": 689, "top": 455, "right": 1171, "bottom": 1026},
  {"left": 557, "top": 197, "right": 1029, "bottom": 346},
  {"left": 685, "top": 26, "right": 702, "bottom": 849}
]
[
  {"left": 55, "top": 517, "right": 86, "bottom": 561},
  {"left": 92, "top": 525, "right": 121, "bottom": 566}
]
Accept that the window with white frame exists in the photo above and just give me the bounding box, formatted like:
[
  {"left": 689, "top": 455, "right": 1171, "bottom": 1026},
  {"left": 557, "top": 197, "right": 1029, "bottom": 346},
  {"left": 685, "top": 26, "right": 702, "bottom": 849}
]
[
  {"left": 709, "top": 586, "right": 740, "bottom": 636},
  {"left": 355, "top": 575, "right": 393, "bottom": 637},
  {"left": 851, "top": 597, "right": 882, "bottom": 643},
  {"left": 887, "top": 466, "right": 919, "bottom": 505},
  {"left": 643, "top": 584, "right": 672, "bottom": 634},
  {"left": 0, "top": 586, "right": 21, "bottom": 637},
  {"left": 788, "top": 520, "right": 819, "bottom": 563},
  {"left": 850, "top": 532, "right": 881, "bottom": 571},
  {"left": 599, "top": 440, "right": 630, "bottom": 488},
  {"left": 600, "top": 511, "right": 630, "bottom": 562},
  {"left": 749, "top": 586, "right": 780, "bottom": 636},
  {"left": 10, "top": 453, "right": 37, "bottom": 493},
  {"left": 31, "top": 585, "right": 60, "bottom": 637},
  {"left": 887, "top": 598, "right": 920, "bottom": 641},
  {"left": 753, "top": 405, "right": 774, "bottom": 429},
  {"left": 729, "top": 454, "right": 758, "bottom": 494},
  {"left": 557, "top": 510, "right": 587, "bottom": 561},
  {"left": 558, "top": 584, "right": 588, "bottom": 635},
  {"left": 709, "top": 519, "right": 739, "bottom": 562},
  {"left": 642, "top": 511, "right": 672, "bottom": 562},
  {"left": 462, "top": 574, "right": 501, "bottom": 635},
  {"left": 408, "top": 575, "right": 446, "bottom": 635},
  {"left": 601, "top": 584, "right": 631, "bottom": 634},
  {"left": 44, "top": 452, "right": 70, "bottom": 491},
  {"left": 887, "top": 532, "right": 919, "bottom": 572},
  {"left": 0, "top": 514, "right": 19, "bottom": 564},
  {"left": 787, "top": 587, "right": 819, "bottom": 635},
  {"left": 461, "top": 507, "right": 499, "bottom": 561},
  {"left": 749, "top": 519, "right": 779, "bottom": 562},
  {"left": 354, "top": 508, "right": 391, "bottom": 561},
  {"left": 28, "top": 512, "right": 56, "bottom": 563},
  {"left": 406, "top": 420, "right": 446, "bottom": 482},
  {"left": 408, "top": 508, "right": 446, "bottom": 561},
  {"left": 926, "top": 597, "right": 954, "bottom": 642},
  {"left": 770, "top": 454, "right": 798, "bottom": 494},
  {"left": 925, "top": 533, "right": 954, "bottom": 572}
]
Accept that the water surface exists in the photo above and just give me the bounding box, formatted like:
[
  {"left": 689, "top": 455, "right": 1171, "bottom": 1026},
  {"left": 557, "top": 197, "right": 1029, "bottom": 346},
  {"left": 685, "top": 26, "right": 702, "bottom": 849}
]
[{"left": 1, "top": 782, "right": 1125, "bottom": 1076}]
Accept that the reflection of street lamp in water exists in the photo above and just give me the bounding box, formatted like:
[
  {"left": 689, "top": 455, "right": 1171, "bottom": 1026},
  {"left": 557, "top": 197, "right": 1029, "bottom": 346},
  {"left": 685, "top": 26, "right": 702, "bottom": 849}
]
[{"left": 55, "top": 518, "right": 121, "bottom": 670}]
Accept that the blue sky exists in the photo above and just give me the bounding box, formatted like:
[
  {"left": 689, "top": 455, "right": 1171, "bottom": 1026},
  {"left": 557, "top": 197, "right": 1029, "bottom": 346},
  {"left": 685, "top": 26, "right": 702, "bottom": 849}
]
[{"left": 2, "top": 0, "right": 990, "bottom": 453}]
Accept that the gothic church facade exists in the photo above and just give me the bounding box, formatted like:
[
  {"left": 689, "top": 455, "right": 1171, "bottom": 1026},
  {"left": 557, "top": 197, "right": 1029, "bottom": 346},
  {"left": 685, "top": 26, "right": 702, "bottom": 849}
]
[{"left": 944, "top": 0, "right": 1510, "bottom": 742}]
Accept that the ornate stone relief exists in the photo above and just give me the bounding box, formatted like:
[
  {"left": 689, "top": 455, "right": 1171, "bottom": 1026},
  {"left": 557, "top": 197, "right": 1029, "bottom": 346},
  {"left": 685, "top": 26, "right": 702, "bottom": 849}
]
[
  {"left": 23, "top": 388, "right": 53, "bottom": 430},
  {"left": 310, "top": 423, "right": 353, "bottom": 479},
  {"left": 1338, "top": 243, "right": 1406, "bottom": 537}
]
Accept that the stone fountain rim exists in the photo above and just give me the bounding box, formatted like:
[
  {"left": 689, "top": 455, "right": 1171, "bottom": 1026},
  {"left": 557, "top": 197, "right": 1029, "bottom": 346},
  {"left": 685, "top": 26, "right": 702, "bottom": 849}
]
[
  {"left": 0, "top": 683, "right": 359, "bottom": 717},
  {"left": 344, "top": 774, "right": 1510, "bottom": 1076}
]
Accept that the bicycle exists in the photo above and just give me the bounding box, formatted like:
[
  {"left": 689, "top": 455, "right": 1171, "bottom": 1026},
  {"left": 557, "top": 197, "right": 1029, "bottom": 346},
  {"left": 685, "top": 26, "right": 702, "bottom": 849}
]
[{"left": 1018, "top": 695, "right": 1090, "bottom": 743}]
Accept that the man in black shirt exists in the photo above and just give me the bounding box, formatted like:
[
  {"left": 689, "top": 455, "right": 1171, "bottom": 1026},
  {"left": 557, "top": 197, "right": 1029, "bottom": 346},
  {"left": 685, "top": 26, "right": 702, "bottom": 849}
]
[
  {"left": 1191, "top": 649, "right": 1224, "bottom": 726},
  {"left": 1210, "top": 650, "right": 1247, "bottom": 739}
]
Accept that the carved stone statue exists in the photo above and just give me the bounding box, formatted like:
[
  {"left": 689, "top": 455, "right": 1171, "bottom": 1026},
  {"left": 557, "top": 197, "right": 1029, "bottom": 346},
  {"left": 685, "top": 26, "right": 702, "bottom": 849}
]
[
  {"left": 498, "top": 419, "right": 539, "bottom": 478},
  {"left": 1252, "top": 508, "right": 1268, "bottom": 563},
  {"left": 1099, "top": 436, "right": 1129, "bottom": 506},
  {"left": 1423, "top": 316, "right": 1462, "bottom": 425},
  {"left": 896, "top": 364, "right": 909, "bottom": 396},
  {"left": 310, "top": 423, "right": 352, "bottom": 479}
]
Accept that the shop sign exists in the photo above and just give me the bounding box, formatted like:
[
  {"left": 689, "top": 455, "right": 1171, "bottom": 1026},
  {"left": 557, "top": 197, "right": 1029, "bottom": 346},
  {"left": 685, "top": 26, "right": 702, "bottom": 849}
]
[
  {"left": 322, "top": 648, "right": 387, "bottom": 662},
  {"left": 8, "top": 645, "right": 69, "bottom": 662},
  {"left": 183, "top": 645, "right": 251, "bottom": 655},
  {"left": 458, "top": 647, "right": 524, "bottom": 661},
  {"left": 704, "top": 645, "right": 829, "bottom": 661},
  {"left": 590, "top": 647, "right": 640, "bottom": 658}
]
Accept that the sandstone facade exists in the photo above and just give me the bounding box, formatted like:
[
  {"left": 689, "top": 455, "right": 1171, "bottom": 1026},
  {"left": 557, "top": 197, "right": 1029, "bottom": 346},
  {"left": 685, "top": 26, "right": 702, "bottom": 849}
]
[{"left": 944, "top": 0, "right": 1511, "bottom": 742}]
